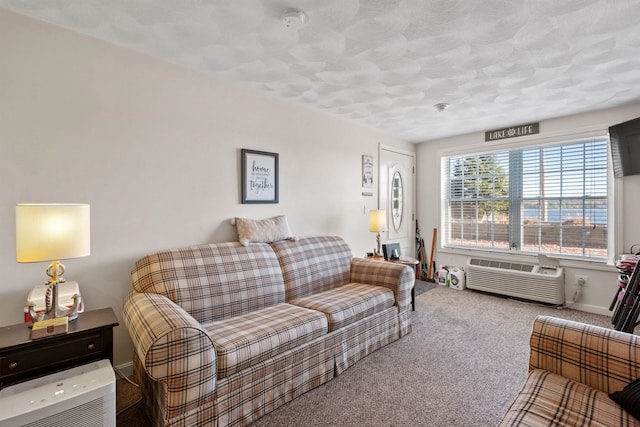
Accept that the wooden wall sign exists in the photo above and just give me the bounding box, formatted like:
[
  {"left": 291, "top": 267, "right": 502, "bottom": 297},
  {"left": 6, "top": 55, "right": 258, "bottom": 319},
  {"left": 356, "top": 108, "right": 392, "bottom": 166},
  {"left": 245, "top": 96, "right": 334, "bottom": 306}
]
[{"left": 485, "top": 122, "right": 539, "bottom": 142}]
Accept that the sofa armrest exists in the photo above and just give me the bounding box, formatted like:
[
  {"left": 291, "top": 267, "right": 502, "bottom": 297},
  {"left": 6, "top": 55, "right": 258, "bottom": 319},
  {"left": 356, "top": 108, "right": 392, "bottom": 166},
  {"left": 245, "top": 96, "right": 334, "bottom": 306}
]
[
  {"left": 350, "top": 258, "right": 415, "bottom": 312},
  {"left": 529, "top": 315, "right": 640, "bottom": 394},
  {"left": 123, "top": 292, "right": 217, "bottom": 415}
]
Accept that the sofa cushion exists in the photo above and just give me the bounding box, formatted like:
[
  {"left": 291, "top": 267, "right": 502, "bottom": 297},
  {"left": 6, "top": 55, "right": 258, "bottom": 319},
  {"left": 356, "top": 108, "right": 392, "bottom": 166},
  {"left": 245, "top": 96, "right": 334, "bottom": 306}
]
[
  {"left": 205, "top": 303, "right": 328, "bottom": 379},
  {"left": 131, "top": 242, "right": 285, "bottom": 323},
  {"left": 289, "top": 283, "right": 395, "bottom": 332},
  {"left": 270, "top": 236, "right": 352, "bottom": 301},
  {"left": 610, "top": 377, "right": 640, "bottom": 421},
  {"left": 235, "top": 215, "right": 296, "bottom": 246},
  {"left": 499, "top": 369, "right": 640, "bottom": 427}
]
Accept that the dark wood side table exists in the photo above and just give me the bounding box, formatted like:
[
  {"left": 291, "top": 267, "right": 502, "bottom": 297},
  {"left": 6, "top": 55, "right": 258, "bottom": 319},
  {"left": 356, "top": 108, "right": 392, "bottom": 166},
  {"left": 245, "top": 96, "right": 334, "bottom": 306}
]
[{"left": 0, "top": 307, "right": 118, "bottom": 389}]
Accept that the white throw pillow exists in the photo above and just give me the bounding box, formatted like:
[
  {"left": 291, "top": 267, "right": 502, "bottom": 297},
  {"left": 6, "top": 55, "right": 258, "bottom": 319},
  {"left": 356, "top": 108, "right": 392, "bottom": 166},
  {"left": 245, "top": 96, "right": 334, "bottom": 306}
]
[{"left": 235, "top": 215, "right": 296, "bottom": 246}]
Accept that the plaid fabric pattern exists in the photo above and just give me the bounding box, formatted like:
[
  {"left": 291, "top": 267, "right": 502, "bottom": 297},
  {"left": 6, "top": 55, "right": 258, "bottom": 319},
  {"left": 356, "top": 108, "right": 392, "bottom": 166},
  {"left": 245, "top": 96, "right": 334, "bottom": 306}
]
[
  {"left": 499, "top": 369, "right": 640, "bottom": 427},
  {"left": 136, "top": 349, "right": 220, "bottom": 427},
  {"left": 131, "top": 242, "right": 285, "bottom": 323},
  {"left": 123, "top": 292, "right": 217, "bottom": 423},
  {"left": 289, "top": 283, "right": 394, "bottom": 331},
  {"left": 398, "top": 308, "right": 412, "bottom": 337},
  {"left": 205, "top": 303, "right": 328, "bottom": 379},
  {"left": 133, "top": 354, "right": 169, "bottom": 426},
  {"left": 498, "top": 316, "right": 640, "bottom": 427},
  {"left": 333, "top": 306, "right": 400, "bottom": 375},
  {"left": 350, "top": 257, "right": 414, "bottom": 313},
  {"left": 270, "top": 236, "right": 352, "bottom": 300},
  {"left": 214, "top": 333, "right": 335, "bottom": 427},
  {"left": 529, "top": 316, "right": 640, "bottom": 394}
]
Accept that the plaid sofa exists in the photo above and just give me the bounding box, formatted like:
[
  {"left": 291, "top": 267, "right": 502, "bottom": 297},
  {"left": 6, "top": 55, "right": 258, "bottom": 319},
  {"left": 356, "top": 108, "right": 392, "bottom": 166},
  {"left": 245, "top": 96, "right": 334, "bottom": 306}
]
[
  {"left": 123, "top": 236, "right": 414, "bottom": 427},
  {"left": 499, "top": 316, "right": 640, "bottom": 426}
]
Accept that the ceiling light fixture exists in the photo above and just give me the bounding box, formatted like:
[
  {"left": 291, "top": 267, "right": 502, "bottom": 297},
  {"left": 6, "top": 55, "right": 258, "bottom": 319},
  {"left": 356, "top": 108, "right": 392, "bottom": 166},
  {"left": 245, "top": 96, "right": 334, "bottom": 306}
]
[
  {"left": 281, "top": 8, "right": 307, "bottom": 30},
  {"left": 434, "top": 103, "right": 449, "bottom": 112}
]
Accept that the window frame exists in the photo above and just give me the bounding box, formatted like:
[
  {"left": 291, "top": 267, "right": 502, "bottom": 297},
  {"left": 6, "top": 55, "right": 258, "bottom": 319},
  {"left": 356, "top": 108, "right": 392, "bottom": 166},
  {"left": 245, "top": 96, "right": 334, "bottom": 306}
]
[{"left": 439, "top": 134, "right": 618, "bottom": 265}]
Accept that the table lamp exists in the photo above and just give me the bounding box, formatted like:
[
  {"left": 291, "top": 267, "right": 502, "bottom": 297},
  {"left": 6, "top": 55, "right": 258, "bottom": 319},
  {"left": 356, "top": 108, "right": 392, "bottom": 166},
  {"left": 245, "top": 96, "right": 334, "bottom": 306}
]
[
  {"left": 369, "top": 209, "right": 387, "bottom": 257},
  {"left": 16, "top": 204, "right": 90, "bottom": 322}
]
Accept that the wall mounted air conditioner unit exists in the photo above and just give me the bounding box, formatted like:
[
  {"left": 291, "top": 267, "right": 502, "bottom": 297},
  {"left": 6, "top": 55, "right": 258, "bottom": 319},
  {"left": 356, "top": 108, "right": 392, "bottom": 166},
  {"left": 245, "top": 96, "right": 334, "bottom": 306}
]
[
  {"left": 466, "top": 257, "right": 565, "bottom": 305},
  {"left": 0, "top": 359, "right": 115, "bottom": 427}
]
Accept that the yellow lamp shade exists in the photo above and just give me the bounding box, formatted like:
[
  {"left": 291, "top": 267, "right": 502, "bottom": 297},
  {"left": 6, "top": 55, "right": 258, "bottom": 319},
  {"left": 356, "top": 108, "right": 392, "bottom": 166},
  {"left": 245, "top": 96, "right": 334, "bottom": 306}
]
[
  {"left": 369, "top": 209, "right": 387, "bottom": 233},
  {"left": 16, "top": 204, "right": 90, "bottom": 263}
]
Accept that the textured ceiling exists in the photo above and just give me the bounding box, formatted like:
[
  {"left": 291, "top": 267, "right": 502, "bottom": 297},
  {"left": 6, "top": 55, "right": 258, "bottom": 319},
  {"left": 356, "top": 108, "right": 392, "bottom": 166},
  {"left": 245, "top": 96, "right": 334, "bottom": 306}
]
[{"left": 2, "top": 0, "right": 640, "bottom": 142}]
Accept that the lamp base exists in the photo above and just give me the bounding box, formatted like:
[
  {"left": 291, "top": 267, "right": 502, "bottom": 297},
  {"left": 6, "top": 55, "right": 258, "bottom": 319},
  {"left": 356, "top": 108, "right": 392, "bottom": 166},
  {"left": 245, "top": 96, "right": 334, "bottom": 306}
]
[
  {"left": 32, "top": 260, "right": 79, "bottom": 323},
  {"left": 27, "top": 281, "right": 80, "bottom": 324},
  {"left": 374, "top": 232, "right": 383, "bottom": 257},
  {"left": 25, "top": 281, "right": 83, "bottom": 323}
]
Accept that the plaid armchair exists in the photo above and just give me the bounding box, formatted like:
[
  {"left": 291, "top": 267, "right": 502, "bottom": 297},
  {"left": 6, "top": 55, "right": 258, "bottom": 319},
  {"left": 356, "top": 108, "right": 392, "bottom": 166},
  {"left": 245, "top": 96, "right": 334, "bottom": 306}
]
[{"left": 499, "top": 316, "right": 640, "bottom": 426}]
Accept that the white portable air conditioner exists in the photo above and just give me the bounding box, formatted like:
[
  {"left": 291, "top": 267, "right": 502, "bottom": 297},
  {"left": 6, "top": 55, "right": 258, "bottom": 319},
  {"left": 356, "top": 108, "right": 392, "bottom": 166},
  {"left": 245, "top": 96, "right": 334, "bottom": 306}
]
[{"left": 0, "top": 359, "right": 115, "bottom": 427}]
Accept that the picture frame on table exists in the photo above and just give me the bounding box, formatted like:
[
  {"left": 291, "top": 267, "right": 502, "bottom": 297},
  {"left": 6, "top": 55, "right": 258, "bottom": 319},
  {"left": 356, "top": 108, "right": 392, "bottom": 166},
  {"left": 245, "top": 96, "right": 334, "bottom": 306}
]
[
  {"left": 241, "top": 149, "right": 279, "bottom": 204},
  {"left": 382, "top": 243, "right": 401, "bottom": 260}
]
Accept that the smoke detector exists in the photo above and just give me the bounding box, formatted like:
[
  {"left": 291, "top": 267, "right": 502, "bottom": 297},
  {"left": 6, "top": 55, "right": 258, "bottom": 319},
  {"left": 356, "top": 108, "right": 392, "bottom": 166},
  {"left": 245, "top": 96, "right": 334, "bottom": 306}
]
[{"left": 281, "top": 9, "right": 307, "bottom": 30}]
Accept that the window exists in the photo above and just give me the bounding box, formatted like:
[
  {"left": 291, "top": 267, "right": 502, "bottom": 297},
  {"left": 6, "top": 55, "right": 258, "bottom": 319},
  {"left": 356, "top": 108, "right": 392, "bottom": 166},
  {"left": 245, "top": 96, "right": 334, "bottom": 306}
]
[{"left": 443, "top": 138, "right": 609, "bottom": 260}]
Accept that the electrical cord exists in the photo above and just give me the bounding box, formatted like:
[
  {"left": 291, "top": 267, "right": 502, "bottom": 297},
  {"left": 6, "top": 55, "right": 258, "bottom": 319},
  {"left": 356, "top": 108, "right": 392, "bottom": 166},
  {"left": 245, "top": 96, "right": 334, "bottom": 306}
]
[
  {"left": 565, "top": 287, "right": 582, "bottom": 308},
  {"left": 508, "top": 297, "right": 564, "bottom": 310},
  {"left": 113, "top": 365, "right": 139, "bottom": 387},
  {"left": 113, "top": 365, "right": 143, "bottom": 417},
  {"left": 563, "top": 279, "right": 585, "bottom": 309}
]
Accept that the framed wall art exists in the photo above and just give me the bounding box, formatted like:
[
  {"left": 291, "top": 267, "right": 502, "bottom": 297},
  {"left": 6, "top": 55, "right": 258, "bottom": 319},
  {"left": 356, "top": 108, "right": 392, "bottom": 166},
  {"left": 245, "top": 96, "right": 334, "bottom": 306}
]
[
  {"left": 362, "top": 154, "right": 373, "bottom": 188},
  {"left": 241, "top": 149, "right": 279, "bottom": 204}
]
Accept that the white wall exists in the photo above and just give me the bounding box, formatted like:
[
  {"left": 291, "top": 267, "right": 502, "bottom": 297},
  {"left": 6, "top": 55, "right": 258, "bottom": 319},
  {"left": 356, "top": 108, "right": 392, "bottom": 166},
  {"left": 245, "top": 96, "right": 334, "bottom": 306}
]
[
  {"left": 417, "top": 103, "right": 640, "bottom": 315},
  {"left": 0, "top": 9, "right": 413, "bottom": 367}
]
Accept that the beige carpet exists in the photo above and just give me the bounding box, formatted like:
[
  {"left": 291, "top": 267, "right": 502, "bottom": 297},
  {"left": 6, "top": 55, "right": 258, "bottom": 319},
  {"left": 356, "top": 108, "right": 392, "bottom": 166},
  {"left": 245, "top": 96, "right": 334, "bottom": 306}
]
[
  {"left": 117, "top": 286, "right": 613, "bottom": 426},
  {"left": 116, "top": 374, "right": 148, "bottom": 426}
]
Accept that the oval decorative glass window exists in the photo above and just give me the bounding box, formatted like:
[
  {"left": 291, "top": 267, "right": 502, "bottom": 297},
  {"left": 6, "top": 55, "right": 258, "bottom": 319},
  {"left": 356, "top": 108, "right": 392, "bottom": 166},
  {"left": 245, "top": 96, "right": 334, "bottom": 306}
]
[{"left": 391, "top": 170, "right": 403, "bottom": 231}]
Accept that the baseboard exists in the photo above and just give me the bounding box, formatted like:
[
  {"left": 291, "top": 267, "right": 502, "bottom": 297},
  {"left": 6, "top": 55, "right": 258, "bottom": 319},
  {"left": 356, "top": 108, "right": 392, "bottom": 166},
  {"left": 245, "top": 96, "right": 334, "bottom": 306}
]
[
  {"left": 114, "top": 361, "right": 134, "bottom": 378},
  {"left": 563, "top": 301, "right": 612, "bottom": 317}
]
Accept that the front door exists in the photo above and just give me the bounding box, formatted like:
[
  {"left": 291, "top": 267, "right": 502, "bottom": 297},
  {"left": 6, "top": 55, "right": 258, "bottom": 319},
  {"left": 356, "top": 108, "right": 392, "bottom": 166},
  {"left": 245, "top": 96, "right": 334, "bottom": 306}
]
[{"left": 379, "top": 146, "right": 415, "bottom": 257}]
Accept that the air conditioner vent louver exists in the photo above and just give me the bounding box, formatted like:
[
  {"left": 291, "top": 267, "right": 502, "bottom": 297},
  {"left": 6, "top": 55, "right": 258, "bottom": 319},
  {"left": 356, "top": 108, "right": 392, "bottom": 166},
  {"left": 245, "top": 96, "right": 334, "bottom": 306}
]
[
  {"left": 469, "top": 258, "right": 534, "bottom": 272},
  {"left": 466, "top": 258, "right": 564, "bottom": 305}
]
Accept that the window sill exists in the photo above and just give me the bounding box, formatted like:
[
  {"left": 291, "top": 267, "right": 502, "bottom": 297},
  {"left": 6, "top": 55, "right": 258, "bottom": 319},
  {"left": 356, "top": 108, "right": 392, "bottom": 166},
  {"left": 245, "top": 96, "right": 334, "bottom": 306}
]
[{"left": 439, "top": 245, "right": 616, "bottom": 273}]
